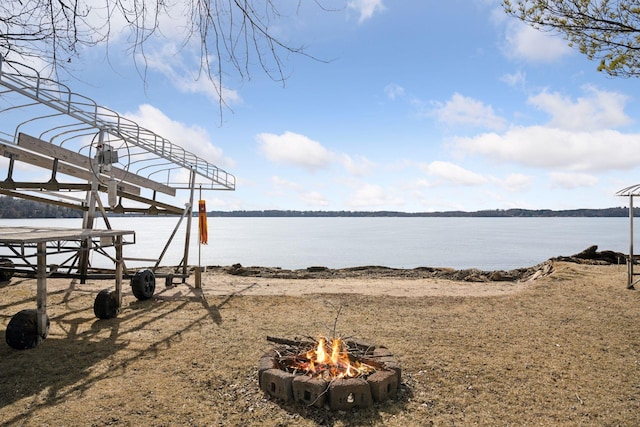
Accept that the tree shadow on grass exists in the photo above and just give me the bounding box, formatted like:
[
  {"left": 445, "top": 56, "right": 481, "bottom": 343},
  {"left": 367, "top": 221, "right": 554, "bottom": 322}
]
[
  {"left": 0, "top": 279, "right": 250, "bottom": 425},
  {"left": 0, "top": 318, "right": 129, "bottom": 425}
]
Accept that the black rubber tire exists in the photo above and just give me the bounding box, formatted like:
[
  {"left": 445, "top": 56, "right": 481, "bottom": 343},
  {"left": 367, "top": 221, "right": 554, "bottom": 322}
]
[
  {"left": 131, "top": 269, "right": 156, "bottom": 300},
  {"left": 6, "top": 309, "right": 49, "bottom": 350},
  {"left": 93, "top": 289, "right": 119, "bottom": 319},
  {"left": 0, "top": 258, "right": 15, "bottom": 282}
]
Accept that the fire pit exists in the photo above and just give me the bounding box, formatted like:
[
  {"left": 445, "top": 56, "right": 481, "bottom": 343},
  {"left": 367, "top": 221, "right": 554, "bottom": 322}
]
[{"left": 259, "top": 336, "right": 401, "bottom": 410}]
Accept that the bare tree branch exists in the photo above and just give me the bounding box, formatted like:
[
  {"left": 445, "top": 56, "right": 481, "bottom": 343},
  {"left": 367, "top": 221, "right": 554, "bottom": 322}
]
[{"left": 0, "top": 0, "right": 332, "bottom": 113}]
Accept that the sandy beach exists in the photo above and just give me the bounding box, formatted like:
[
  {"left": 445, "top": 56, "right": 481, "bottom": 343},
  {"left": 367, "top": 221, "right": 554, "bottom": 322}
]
[{"left": 0, "top": 259, "right": 638, "bottom": 426}]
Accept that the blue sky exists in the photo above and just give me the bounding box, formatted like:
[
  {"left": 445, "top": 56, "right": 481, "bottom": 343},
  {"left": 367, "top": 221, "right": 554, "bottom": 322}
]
[{"left": 4, "top": 0, "right": 640, "bottom": 212}]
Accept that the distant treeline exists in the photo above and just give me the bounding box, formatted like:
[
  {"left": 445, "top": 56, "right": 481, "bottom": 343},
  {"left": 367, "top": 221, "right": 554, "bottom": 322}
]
[
  {"left": 208, "top": 207, "right": 637, "bottom": 217},
  {"left": 0, "top": 195, "right": 637, "bottom": 218},
  {"left": 0, "top": 196, "right": 82, "bottom": 218}
]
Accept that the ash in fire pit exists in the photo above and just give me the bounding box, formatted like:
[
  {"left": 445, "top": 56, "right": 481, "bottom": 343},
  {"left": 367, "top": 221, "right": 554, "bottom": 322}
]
[{"left": 259, "top": 336, "right": 401, "bottom": 410}]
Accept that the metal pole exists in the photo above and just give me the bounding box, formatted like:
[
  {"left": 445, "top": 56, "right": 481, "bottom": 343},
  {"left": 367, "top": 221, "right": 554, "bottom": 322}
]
[
  {"left": 181, "top": 169, "right": 196, "bottom": 282},
  {"left": 79, "top": 130, "right": 103, "bottom": 283},
  {"left": 198, "top": 185, "right": 202, "bottom": 270},
  {"left": 36, "top": 241, "right": 47, "bottom": 340},
  {"left": 629, "top": 194, "right": 634, "bottom": 289},
  {"left": 154, "top": 205, "right": 191, "bottom": 271},
  {"left": 115, "top": 235, "right": 123, "bottom": 310},
  {"left": 79, "top": 181, "right": 99, "bottom": 283}
]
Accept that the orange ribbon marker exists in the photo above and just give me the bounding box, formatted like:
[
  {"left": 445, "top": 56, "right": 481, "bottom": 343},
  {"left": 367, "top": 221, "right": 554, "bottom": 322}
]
[{"left": 198, "top": 200, "right": 208, "bottom": 245}]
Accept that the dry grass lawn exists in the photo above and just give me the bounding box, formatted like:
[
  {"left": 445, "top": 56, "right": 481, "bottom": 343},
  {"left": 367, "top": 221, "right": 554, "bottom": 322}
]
[{"left": 1, "top": 261, "right": 639, "bottom": 426}]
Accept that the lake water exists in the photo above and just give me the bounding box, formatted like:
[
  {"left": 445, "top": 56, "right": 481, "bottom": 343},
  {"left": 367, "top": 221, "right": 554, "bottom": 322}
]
[{"left": 0, "top": 217, "right": 635, "bottom": 270}]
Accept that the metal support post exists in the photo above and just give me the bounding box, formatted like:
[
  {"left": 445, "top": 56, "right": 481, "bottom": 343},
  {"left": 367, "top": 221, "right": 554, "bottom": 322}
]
[
  {"left": 181, "top": 169, "right": 196, "bottom": 282},
  {"left": 629, "top": 195, "right": 635, "bottom": 289},
  {"left": 115, "top": 235, "right": 123, "bottom": 309},
  {"left": 36, "top": 241, "right": 47, "bottom": 338}
]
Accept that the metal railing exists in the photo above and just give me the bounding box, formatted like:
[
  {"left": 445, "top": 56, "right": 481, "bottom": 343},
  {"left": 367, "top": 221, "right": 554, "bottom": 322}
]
[{"left": 0, "top": 56, "right": 235, "bottom": 191}]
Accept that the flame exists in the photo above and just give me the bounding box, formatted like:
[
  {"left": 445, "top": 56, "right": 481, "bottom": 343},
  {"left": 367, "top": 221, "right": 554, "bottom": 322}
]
[{"left": 296, "top": 337, "right": 375, "bottom": 380}]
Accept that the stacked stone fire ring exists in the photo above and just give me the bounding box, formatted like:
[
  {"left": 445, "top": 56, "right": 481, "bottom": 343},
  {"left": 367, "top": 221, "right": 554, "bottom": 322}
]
[{"left": 259, "top": 336, "right": 401, "bottom": 411}]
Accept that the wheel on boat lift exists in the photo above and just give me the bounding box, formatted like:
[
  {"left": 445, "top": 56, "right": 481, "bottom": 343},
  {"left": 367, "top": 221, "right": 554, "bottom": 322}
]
[
  {"left": 6, "top": 309, "right": 50, "bottom": 349},
  {"left": 0, "top": 258, "right": 15, "bottom": 282},
  {"left": 93, "top": 289, "right": 119, "bottom": 319},
  {"left": 131, "top": 269, "right": 156, "bottom": 300}
]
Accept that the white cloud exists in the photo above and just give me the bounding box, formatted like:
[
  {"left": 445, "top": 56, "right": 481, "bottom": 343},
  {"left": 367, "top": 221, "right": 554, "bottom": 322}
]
[
  {"left": 453, "top": 126, "right": 640, "bottom": 172},
  {"left": 549, "top": 172, "right": 598, "bottom": 189},
  {"left": 501, "top": 70, "right": 526, "bottom": 88},
  {"left": 138, "top": 45, "right": 241, "bottom": 105},
  {"left": 503, "top": 21, "right": 572, "bottom": 63},
  {"left": 499, "top": 173, "right": 534, "bottom": 192},
  {"left": 433, "top": 93, "right": 507, "bottom": 131},
  {"left": 414, "top": 178, "right": 432, "bottom": 189},
  {"left": 489, "top": 4, "right": 509, "bottom": 26},
  {"left": 124, "top": 104, "right": 233, "bottom": 168},
  {"left": 528, "top": 86, "right": 632, "bottom": 131},
  {"left": 82, "top": 0, "right": 188, "bottom": 44},
  {"left": 271, "top": 176, "right": 303, "bottom": 192},
  {"left": 257, "top": 131, "right": 335, "bottom": 171},
  {"left": 340, "top": 154, "right": 376, "bottom": 176},
  {"left": 347, "top": 0, "right": 386, "bottom": 23},
  {"left": 347, "top": 183, "right": 404, "bottom": 208},
  {"left": 420, "top": 161, "right": 489, "bottom": 186},
  {"left": 81, "top": 0, "right": 243, "bottom": 105},
  {"left": 256, "top": 132, "right": 376, "bottom": 176},
  {"left": 300, "top": 191, "right": 329, "bottom": 206},
  {"left": 384, "top": 83, "right": 405, "bottom": 100},
  {"left": 269, "top": 176, "right": 328, "bottom": 206}
]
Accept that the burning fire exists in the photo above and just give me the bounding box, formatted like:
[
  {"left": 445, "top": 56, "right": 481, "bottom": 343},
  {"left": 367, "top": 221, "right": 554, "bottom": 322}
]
[{"left": 289, "top": 337, "right": 376, "bottom": 380}]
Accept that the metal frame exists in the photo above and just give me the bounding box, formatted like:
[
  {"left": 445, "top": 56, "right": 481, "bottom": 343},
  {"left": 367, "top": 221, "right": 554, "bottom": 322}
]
[
  {"left": 0, "top": 226, "right": 134, "bottom": 348},
  {"left": 616, "top": 184, "right": 640, "bottom": 289},
  {"left": 0, "top": 56, "right": 235, "bottom": 281},
  {"left": 0, "top": 57, "right": 236, "bottom": 349},
  {"left": 0, "top": 56, "right": 235, "bottom": 191}
]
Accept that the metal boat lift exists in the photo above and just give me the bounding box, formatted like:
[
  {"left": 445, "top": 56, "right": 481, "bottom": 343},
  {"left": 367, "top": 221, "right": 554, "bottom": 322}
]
[
  {"left": 0, "top": 226, "right": 134, "bottom": 349},
  {"left": 616, "top": 184, "right": 640, "bottom": 289},
  {"left": 0, "top": 56, "right": 235, "bottom": 348}
]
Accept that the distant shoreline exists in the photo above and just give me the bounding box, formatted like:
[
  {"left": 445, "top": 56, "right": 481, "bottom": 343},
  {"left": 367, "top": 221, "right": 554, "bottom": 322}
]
[
  {"left": 205, "top": 207, "right": 635, "bottom": 218},
  {"left": 0, "top": 194, "right": 636, "bottom": 218}
]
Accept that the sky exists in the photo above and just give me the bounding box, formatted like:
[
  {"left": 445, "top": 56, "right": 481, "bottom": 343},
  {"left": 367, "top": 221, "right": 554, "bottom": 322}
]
[{"left": 3, "top": 0, "right": 640, "bottom": 213}]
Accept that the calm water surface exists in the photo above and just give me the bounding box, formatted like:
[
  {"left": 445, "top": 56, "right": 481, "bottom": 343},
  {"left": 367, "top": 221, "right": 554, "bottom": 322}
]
[{"left": 0, "top": 217, "right": 634, "bottom": 270}]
